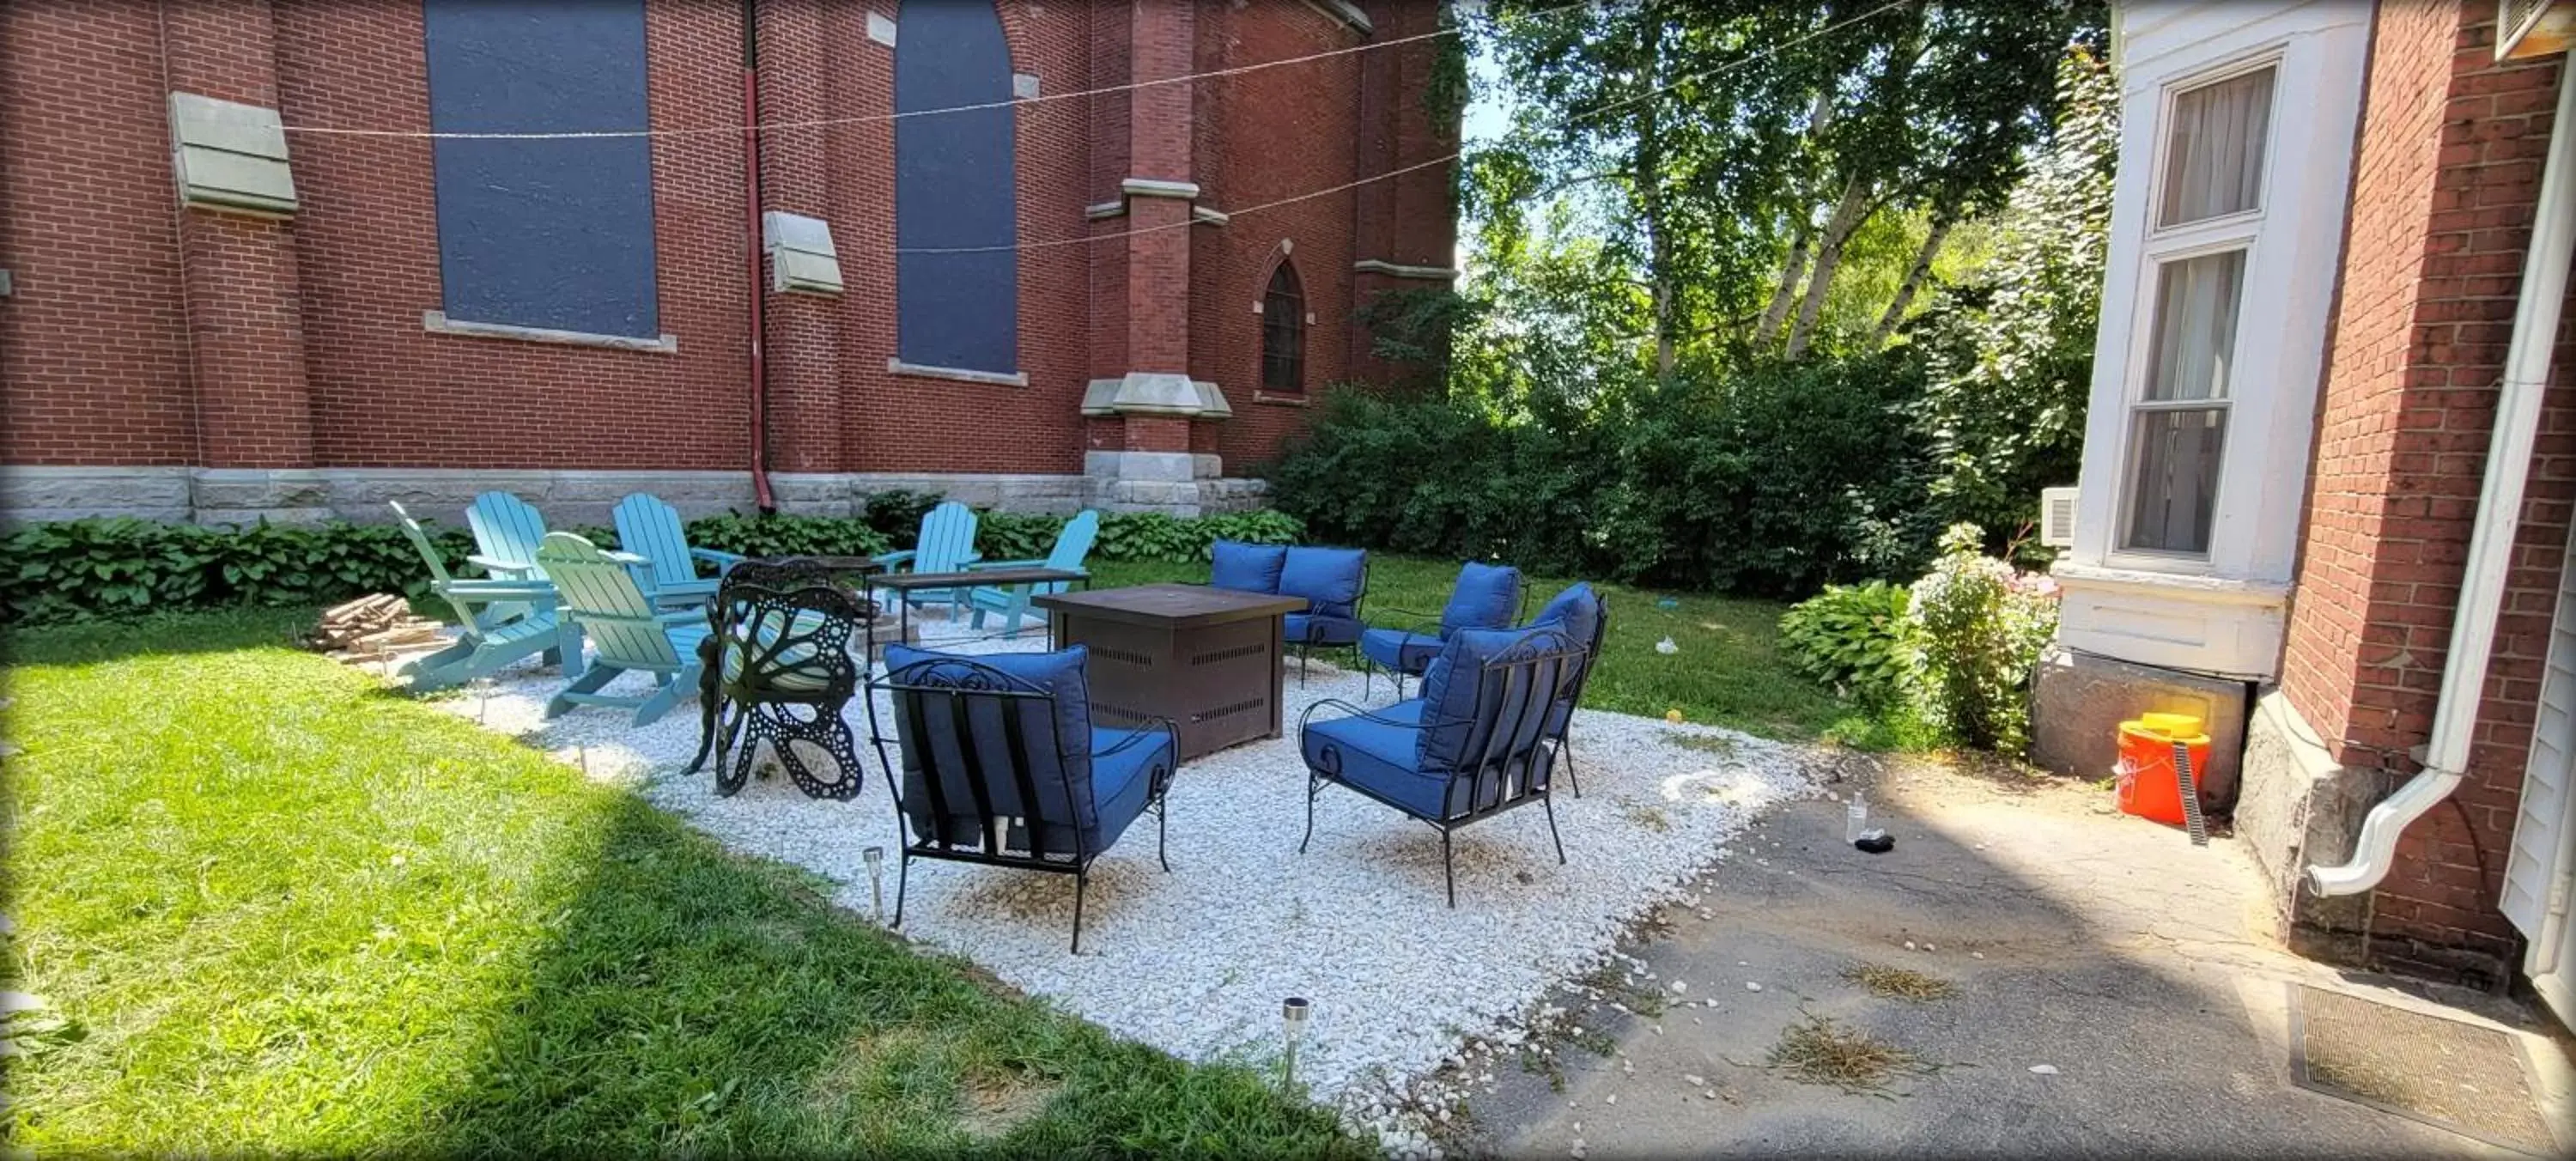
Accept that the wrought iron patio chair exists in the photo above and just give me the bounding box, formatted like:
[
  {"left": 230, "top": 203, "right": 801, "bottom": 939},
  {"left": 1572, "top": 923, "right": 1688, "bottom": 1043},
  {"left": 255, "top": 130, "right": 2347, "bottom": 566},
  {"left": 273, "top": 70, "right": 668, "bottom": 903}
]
[
  {"left": 685, "top": 559, "right": 871, "bottom": 799},
  {"left": 1297, "top": 623, "right": 1589, "bottom": 907},
  {"left": 1360, "top": 560, "right": 1526, "bottom": 701},
  {"left": 866, "top": 645, "right": 1177, "bottom": 953}
]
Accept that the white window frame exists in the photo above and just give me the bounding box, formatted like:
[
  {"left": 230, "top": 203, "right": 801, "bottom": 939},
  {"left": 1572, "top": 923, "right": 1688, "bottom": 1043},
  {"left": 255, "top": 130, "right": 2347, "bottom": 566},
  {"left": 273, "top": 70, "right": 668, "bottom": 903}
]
[{"left": 2106, "top": 52, "right": 2281, "bottom": 570}]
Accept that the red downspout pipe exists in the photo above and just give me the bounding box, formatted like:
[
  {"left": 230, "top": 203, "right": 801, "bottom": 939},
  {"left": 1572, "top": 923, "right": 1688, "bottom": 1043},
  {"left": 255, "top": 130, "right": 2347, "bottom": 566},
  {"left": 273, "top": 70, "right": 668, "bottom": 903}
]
[{"left": 741, "top": 0, "right": 776, "bottom": 513}]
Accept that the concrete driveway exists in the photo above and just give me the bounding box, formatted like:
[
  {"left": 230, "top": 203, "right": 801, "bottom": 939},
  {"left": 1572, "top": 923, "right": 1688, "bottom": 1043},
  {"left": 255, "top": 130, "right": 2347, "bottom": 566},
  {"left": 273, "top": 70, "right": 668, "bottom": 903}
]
[{"left": 1459, "top": 753, "right": 2575, "bottom": 1158}]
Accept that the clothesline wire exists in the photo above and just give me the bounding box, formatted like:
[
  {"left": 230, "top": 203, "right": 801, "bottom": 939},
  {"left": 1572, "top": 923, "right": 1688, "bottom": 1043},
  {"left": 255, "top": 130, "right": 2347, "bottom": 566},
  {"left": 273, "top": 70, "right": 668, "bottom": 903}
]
[
  {"left": 882, "top": 0, "right": 1909, "bottom": 256},
  {"left": 278, "top": 0, "right": 1602, "bottom": 140}
]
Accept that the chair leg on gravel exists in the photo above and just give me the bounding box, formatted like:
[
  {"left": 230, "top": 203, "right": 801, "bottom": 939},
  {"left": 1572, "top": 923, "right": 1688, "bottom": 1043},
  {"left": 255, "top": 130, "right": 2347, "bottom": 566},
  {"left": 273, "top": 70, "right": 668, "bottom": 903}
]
[
  {"left": 1441, "top": 829, "right": 1457, "bottom": 909},
  {"left": 1155, "top": 797, "right": 1172, "bottom": 872},
  {"left": 893, "top": 851, "right": 911, "bottom": 929},
  {"left": 1562, "top": 739, "right": 1584, "bottom": 799},
  {"left": 1071, "top": 870, "right": 1089, "bottom": 955},
  {"left": 1298, "top": 774, "right": 1322, "bottom": 854},
  {"left": 1543, "top": 793, "right": 1567, "bottom": 866}
]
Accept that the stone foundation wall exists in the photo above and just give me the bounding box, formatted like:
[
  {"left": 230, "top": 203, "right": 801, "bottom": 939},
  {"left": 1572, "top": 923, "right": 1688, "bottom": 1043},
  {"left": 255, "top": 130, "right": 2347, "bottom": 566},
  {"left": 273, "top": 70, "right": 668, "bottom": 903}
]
[{"left": 0, "top": 464, "right": 1272, "bottom": 526}]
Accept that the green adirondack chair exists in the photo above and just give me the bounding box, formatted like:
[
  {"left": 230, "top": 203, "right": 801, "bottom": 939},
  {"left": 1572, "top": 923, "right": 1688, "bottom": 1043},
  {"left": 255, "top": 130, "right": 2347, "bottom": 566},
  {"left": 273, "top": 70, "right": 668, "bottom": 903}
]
[
  {"left": 535, "top": 531, "right": 711, "bottom": 726},
  {"left": 388, "top": 501, "right": 578, "bottom": 692},
  {"left": 875, "top": 499, "right": 981, "bottom": 613},
  {"left": 466, "top": 491, "right": 550, "bottom": 580},
  {"left": 610, "top": 492, "right": 744, "bottom": 606},
  {"left": 963, "top": 508, "right": 1097, "bottom": 636}
]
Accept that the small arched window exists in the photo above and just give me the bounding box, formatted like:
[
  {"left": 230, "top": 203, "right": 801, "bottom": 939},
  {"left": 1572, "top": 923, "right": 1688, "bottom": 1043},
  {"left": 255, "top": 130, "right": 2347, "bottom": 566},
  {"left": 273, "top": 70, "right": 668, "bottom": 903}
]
[{"left": 1261, "top": 262, "right": 1305, "bottom": 393}]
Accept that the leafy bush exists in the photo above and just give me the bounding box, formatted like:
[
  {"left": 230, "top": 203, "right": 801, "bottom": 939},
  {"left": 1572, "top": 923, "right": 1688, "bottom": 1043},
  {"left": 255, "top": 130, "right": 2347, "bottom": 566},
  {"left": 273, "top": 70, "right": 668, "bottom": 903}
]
[
  {"left": 1269, "top": 356, "right": 1935, "bottom": 596},
  {"left": 1777, "top": 581, "right": 1912, "bottom": 707},
  {"left": 973, "top": 511, "right": 1061, "bottom": 562},
  {"left": 2, "top": 517, "right": 471, "bottom": 625},
  {"left": 1904, "top": 524, "right": 2058, "bottom": 753},
  {"left": 685, "top": 514, "right": 892, "bottom": 561},
  {"left": 860, "top": 490, "right": 943, "bottom": 542}
]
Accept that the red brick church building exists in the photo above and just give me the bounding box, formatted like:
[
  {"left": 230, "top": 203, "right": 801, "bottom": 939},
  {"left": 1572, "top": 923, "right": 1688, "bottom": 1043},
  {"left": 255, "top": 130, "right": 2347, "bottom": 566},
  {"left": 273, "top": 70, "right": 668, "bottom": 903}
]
[{"left": 0, "top": 0, "right": 1460, "bottom": 525}]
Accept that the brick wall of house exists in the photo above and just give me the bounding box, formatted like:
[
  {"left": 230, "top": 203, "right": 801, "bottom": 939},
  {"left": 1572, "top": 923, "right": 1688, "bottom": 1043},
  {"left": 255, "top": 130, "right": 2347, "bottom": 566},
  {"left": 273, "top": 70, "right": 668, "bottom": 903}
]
[
  {"left": 2281, "top": 2, "right": 2576, "bottom": 981},
  {"left": 0, "top": 0, "right": 1457, "bottom": 493}
]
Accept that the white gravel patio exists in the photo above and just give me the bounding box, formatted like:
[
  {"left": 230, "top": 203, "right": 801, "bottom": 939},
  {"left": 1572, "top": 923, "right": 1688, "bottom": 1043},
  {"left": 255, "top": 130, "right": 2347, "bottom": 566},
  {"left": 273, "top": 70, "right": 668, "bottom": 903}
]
[{"left": 420, "top": 612, "right": 1821, "bottom": 1150}]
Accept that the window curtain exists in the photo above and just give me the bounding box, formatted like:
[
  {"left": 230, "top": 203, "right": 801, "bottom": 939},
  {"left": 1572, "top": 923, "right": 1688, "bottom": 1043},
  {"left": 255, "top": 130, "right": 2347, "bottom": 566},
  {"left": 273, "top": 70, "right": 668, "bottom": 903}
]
[
  {"left": 2145, "top": 250, "right": 2245, "bottom": 402},
  {"left": 2159, "top": 68, "right": 2275, "bottom": 227}
]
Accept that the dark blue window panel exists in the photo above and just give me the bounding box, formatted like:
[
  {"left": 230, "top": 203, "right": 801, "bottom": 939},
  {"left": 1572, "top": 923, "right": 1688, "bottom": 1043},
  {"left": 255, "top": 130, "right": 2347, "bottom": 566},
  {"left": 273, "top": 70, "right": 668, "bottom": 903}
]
[
  {"left": 894, "top": 0, "right": 1018, "bottom": 374},
  {"left": 424, "top": 0, "right": 659, "bottom": 339}
]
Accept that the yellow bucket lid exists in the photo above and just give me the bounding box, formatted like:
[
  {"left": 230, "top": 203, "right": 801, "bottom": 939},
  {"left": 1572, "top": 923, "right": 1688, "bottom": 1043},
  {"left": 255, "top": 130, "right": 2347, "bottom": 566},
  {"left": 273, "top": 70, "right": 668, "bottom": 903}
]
[{"left": 2142, "top": 711, "right": 2202, "bottom": 733}]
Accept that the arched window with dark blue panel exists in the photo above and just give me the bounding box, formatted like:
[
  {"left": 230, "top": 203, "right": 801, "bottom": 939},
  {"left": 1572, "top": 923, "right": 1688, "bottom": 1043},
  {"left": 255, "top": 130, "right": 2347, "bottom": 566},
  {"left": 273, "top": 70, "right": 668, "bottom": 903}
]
[
  {"left": 894, "top": 0, "right": 1018, "bottom": 374},
  {"left": 423, "top": 0, "right": 659, "bottom": 340}
]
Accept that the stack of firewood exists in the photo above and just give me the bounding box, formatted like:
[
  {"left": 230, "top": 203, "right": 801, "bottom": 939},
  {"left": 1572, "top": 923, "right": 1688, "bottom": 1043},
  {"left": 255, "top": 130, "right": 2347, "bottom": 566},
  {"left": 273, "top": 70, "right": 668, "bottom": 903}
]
[{"left": 306, "top": 593, "right": 446, "bottom": 664}]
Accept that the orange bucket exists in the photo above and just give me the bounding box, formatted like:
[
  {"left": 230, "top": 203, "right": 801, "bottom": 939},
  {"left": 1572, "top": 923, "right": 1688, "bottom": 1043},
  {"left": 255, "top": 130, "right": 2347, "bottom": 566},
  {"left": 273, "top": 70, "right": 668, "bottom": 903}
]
[{"left": 2114, "top": 714, "right": 2211, "bottom": 827}]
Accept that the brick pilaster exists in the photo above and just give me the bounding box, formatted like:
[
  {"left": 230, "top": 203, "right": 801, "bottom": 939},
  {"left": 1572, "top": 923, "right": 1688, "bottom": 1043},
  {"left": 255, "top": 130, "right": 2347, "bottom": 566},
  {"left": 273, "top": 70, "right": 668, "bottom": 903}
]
[
  {"left": 160, "top": 0, "right": 313, "bottom": 471},
  {"left": 756, "top": 0, "right": 844, "bottom": 476}
]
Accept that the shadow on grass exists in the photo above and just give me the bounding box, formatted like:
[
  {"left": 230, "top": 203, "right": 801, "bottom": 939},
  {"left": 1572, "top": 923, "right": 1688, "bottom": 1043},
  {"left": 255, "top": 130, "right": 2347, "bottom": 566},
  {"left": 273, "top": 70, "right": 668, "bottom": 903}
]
[
  {"left": 404, "top": 792, "right": 1358, "bottom": 1158},
  {"left": 0, "top": 605, "right": 318, "bottom": 666}
]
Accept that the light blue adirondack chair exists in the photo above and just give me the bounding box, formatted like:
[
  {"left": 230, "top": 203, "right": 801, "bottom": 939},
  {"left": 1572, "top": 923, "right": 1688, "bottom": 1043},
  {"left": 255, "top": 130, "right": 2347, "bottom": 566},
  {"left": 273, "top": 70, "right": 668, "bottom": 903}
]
[
  {"left": 535, "top": 531, "right": 710, "bottom": 726},
  {"left": 610, "top": 493, "right": 744, "bottom": 606},
  {"left": 465, "top": 490, "right": 550, "bottom": 581},
  {"left": 388, "top": 501, "right": 580, "bottom": 692},
  {"left": 963, "top": 509, "right": 1098, "bottom": 637},
  {"left": 875, "top": 499, "right": 981, "bottom": 613}
]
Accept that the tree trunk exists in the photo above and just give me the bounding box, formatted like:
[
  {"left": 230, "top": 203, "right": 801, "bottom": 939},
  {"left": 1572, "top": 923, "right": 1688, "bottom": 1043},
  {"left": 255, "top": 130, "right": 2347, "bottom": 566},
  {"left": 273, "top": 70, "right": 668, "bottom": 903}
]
[
  {"left": 1753, "top": 91, "right": 1838, "bottom": 351},
  {"left": 1635, "top": 21, "right": 1676, "bottom": 380},
  {"left": 1783, "top": 175, "right": 1872, "bottom": 357},
  {"left": 1754, "top": 225, "right": 1812, "bottom": 350},
  {"left": 1868, "top": 216, "right": 1954, "bottom": 349}
]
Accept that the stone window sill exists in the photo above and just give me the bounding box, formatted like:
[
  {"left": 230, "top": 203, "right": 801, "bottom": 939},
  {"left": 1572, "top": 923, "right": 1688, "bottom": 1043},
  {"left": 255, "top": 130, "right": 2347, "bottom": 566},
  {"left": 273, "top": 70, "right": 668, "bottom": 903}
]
[
  {"left": 423, "top": 311, "right": 677, "bottom": 354},
  {"left": 886, "top": 359, "right": 1030, "bottom": 387},
  {"left": 1253, "top": 391, "right": 1309, "bottom": 407}
]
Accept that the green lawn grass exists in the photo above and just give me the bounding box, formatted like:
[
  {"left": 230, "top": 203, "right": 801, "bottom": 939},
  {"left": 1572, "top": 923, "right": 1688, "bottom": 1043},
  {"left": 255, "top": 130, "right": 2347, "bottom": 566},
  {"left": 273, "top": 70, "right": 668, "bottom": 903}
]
[
  {"left": 2, "top": 609, "right": 1360, "bottom": 1156},
  {"left": 1089, "top": 554, "right": 1896, "bottom": 747}
]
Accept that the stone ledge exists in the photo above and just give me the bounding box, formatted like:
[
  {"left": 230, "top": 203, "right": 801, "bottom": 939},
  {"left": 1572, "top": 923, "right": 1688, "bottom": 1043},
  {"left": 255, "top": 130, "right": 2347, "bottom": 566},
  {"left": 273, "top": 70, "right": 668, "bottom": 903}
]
[
  {"left": 1080, "top": 373, "right": 1232, "bottom": 419},
  {"left": 423, "top": 311, "right": 677, "bottom": 354},
  {"left": 885, "top": 359, "right": 1029, "bottom": 387},
  {"left": 1352, "top": 258, "right": 1460, "bottom": 281},
  {"left": 0, "top": 465, "right": 194, "bottom": 525}
]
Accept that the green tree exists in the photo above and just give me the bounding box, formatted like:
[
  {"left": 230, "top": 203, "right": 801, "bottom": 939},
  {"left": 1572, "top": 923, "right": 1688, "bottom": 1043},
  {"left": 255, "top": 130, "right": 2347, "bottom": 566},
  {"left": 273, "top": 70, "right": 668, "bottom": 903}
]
[{"left": 1915, "top": 43, "right": 2119, "bottom": 544}]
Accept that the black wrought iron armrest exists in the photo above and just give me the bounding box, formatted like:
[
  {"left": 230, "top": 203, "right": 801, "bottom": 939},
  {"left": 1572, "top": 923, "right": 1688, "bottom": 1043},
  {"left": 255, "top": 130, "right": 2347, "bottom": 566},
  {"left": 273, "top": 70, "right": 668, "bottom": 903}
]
[
  {"left": 1370, "top": 607, "right": 1445, "bottom": 636},
  {"left": 1297, "top": 697, "right": 1442, "bottom": 734},
  {"left": 1096, "top": 713, "right": 1182, "bottom": 797}
]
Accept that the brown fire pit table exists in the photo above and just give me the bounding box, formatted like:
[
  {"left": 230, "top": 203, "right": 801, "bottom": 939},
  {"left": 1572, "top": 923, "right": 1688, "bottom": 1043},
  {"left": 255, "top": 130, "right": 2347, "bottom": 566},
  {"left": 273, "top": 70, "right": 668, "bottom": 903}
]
[{"left": 1033, "top": 583, "right": 1307, "bottom": 763}]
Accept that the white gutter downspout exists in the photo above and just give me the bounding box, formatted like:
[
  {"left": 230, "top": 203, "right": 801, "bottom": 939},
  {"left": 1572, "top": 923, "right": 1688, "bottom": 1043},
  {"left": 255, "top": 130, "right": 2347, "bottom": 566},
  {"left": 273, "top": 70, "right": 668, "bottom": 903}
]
[{"left": 2307, "top": 63, "right": 2576, "bottom": 897}]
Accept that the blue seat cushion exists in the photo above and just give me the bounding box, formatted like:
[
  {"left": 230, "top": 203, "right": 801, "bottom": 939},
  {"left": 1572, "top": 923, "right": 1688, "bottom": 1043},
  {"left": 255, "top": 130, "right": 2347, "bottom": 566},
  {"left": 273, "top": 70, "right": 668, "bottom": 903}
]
[
  {"left": 1211, "top": 540, "right": 1290, "bottom": 594},
  {"left": 1443, "top": 562, "right": 1524, "bottom": 634},
  {"left": 1279, "top": 546, "right": 1367, "bottom": 620},
  {"left": 1360, "top": 626, "right": 1443, "bottom": 675},
  {"left": 1285, "top": 611, "right": 1364, "bottom": 647},
  {"left": 1301, "top": 700, "right": 1468, "bottom": 821},
  {"left": 1084, "top": 726, "right": 1170, "bottom": 853},
  {"left": 1418, "top": 624, "right": 1583, "bottom": 772}
]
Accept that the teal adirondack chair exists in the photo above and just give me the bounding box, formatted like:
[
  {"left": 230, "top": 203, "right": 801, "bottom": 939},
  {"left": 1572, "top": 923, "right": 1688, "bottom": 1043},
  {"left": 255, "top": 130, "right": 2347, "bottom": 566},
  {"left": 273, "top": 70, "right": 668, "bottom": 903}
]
[
  {"left": 610, "top": 493, "right": 744, "bottom": 605},
  {"left": 963, "top": 509, "right": 1097, "bottom": 636},
  {"left": 875, "top": 499, "right": 981, "bottom": 613},
  {"left": 388, "top": 501, "right": 579, "bottom": 692},
  {"left": 535, "top": 532, "right": 711, "bottom": 726},
  {"left": 465, "top": 491, "right": 550, "bottom": 580}
]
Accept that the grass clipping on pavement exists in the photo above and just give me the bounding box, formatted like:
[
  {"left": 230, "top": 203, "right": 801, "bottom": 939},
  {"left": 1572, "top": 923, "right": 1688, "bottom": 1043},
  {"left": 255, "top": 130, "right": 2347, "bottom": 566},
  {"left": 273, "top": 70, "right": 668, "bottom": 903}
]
[
  {"left": 1842, "top": 963, "right": 1958, "bottom": 1002},
  {"left": 1765, "top": 1013, "right": 1930, "bottom": 1095}
]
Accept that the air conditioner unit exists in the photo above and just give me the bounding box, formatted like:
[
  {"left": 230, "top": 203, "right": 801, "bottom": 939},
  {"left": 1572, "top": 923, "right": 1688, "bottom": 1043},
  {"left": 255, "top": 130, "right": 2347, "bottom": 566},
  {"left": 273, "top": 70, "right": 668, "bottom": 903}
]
[
  {"left": 2039, "top": 486, "right": 2080, "bottom": 549},
  {"left": 2500, "top": 0, "right": 2573, "bottom": 61}
]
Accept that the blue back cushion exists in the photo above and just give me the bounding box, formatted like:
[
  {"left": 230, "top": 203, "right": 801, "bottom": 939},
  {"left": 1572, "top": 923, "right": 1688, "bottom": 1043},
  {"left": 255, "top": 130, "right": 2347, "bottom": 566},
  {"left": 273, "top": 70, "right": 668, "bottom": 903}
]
[
  {"left": 1279, "top": 547, "right": 1367, "bottom": 620},
  {"left": 1418, "top": 625, "right": 1581, "bottom": 772},
  {"left": 1442, "top": 562, "right": 1523, "bottom": 635},
  {"left": 1210, "top": 540, "right": 1289, "bottom": 594},
  {"left": 884, "top": 645, "right": 1097, "bottom": 841},
  {"left": 1529, "top": 582, "right": 1603, "bottom": 647}
]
